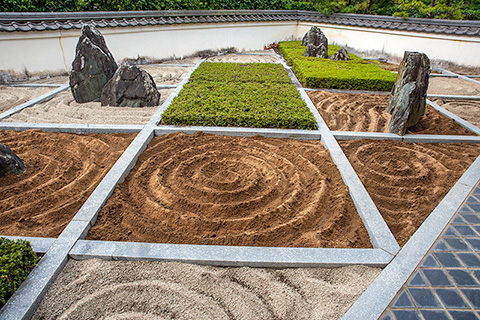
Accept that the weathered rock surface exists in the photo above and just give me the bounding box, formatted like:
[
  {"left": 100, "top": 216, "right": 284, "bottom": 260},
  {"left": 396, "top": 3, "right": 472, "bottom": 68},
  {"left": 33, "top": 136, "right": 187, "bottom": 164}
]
[
  {"left": 386, "top": 51, "right": 430, "bottom": 136},
  {"left": 303, "top": 26, "right": 328, "bottom": 59},
  {"left": 70, "top": 25, "right": 118, "bottom": 103},
  {"left": 101, "top": 65, "right": 160, "bottom": 107},
  {"left": 330, "top": 47, "right": 351, "bottom": 61},
  {"left": 0, "top": 143, "right": 25, "bottom": 176}
]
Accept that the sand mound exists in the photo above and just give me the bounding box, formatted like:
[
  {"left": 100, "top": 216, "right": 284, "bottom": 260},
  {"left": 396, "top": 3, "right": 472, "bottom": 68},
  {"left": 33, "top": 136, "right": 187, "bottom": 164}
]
[
  {"left": 88, "top": 132, "right": 371, "bottom": 248},
  {"left": 0, "top": 86, "right": 52, "bottom": 114},
  {"left": 32, "top": 259, "right": 381, "bottom": 320},
  {"left": 3, "top": 88, "right": 174, "bottom": 125},
  {"left": 0, "top": 130, "right": 135, "bottom": 237},
  {"left": 340, "top": 139, "right": 480, "bottom": 246},
  {"left": 431, "top": 99, "right": 480, "bottom": 128},
  {"left": 308, "top": 91, "right": 476, "bottom": 135},
  {"left": 428, "top": 77, "right": 480, "bottom": 96}
]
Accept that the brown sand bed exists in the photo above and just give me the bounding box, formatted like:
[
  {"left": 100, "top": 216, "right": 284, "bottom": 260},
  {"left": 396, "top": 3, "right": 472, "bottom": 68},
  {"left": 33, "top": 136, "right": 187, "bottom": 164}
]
[
  {"left": 308, "top": 90, "right": 476, "bottom": 135},
  {"left": 428, "top": 77, "right": 480, "bottom": 96},
  {"left": 0, "top": 86, "right": 53, "bottom": 113},
  {"left": 0, "top": 129, "right": 135, "bottom": 237},
  {"left": 340, "top": 139, "right": 480, "bottom": 246},
  {"left": 88, "top": 132, "right": 371, "bottom": 248},
  {"left": 2, "top": 88, "right": 174, "bottom": 125},
  {"left": 32, "top": 259, "right": 381, "bottom": 320},
  {"left": 431, "top": 98, "right": 480, "bottom": 128}
]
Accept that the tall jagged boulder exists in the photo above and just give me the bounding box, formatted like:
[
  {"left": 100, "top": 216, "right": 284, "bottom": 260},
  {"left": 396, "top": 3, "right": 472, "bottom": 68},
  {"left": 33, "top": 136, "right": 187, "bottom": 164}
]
[
  {"left": 0, "top": 143, "right": 25, "bottom": 176},
  {"left": 302, "top": 26, "right": 328, "bottom": 59},
  {"left": 386, "top": 51, "right": 430, "bottom": 136},
  {"left": 70, "top": 25, "right": 118, "bottom": 103},
  {"left": 101, "top": 65, "right": 160, "bottom": 108},
  {"left": 330, "top": 47, "right": 350, "bottom": 61}
]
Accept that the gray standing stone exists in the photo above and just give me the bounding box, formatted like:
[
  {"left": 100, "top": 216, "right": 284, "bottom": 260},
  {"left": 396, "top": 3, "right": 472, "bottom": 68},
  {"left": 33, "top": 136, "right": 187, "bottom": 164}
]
[
  {"left": 386, "top": 51, "right": 430, "bottom": 136},
  {"left": 302, "top": 26, "right": 328, "bottom": 59},
  {"left": 0, "top": 143, "right": 25, "bottom": 176},
  {"left": 101, "top": 65, "right": 160, "bottom": 107},
  {"left": 70, "top": 25, "right": 118, "bottom": 103},
  {"left": 330, "top": 47, "right": 351, "bottom": 61}
]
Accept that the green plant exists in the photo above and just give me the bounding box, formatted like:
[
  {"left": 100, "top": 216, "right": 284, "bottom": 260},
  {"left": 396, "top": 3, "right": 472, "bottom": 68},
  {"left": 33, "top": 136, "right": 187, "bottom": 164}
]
[
  {"left": 278, "top": 41, "right": 396, "bottom": 91},
  {"left": 162, "top": 62, "right": 317, "bottom": 130},
  {"left": 0, "top": 238, "right": 38, "bottom": 308}
]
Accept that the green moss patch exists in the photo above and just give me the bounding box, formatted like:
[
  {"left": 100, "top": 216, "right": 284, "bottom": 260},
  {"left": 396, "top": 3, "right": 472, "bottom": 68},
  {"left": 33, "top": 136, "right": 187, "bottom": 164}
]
[
  {"left": 0, "top": 238, "right": 38, "bottom": 308},
  {"left": 278, "top": 41, "right": 396, "bottom": 91},
  {"left": 162, "top": 62, "right": 317, "bottom": 130}
]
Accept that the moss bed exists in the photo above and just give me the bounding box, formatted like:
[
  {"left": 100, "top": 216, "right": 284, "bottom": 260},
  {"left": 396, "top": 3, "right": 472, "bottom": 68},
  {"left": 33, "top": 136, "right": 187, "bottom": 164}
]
[
  {"left": 161, "top": 62, "right": 317, "bottom": 130},
  {"left": 278, "top": 41, "right": 397, "bottom": 91}
]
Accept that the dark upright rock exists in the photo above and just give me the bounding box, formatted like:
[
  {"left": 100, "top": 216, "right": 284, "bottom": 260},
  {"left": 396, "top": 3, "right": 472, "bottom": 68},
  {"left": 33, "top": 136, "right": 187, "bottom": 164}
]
[
  {"left": 0, "top": 143, "right": 25, "bottom": 176},
  {"left": 101, "top": 65, "right": 160, "bottom": 107},
  {"left": 302, "top": 26, "right": 328, "bottom": 59},
  {"left": 386, "top": 51, "right": 430, "bottom": 136},
  {"left": 330, "top": 47, "right": 351, "bottom": 61},
  {"left": 70, "top": 25, "right": 118, "bottom": 103}
]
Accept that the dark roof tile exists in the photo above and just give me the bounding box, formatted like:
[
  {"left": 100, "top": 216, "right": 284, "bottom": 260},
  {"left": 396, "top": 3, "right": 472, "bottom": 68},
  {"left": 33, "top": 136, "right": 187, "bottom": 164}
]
[{"left": 0, "top": 11, "right": 478, "bottom": 36}]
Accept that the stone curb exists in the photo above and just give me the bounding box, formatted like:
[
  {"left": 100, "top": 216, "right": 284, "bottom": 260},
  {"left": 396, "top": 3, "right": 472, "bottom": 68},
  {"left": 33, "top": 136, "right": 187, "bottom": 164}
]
[
  {"left": 70, "top": 240, "right": 393, "bottom": 268},
  {"left": 0, "top": 123, "right": 143, "bottom": 134},
  {"left": 433, "top": 67, "right": 480, "bottom": 86}
]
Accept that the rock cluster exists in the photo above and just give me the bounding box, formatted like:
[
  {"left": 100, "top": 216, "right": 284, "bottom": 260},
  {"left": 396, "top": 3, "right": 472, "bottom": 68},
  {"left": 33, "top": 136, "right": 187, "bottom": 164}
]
[
  {"left": 70, "top": 25, "right": 118, "bottom": 103},
  {"left": 0, "top": 143, "right": 25, "bottom": 176},
  {"left": 302, "top": 27, "right": 350, "bottom": 61},
  {"left": 386, "top": 51, "right": 430, "bottom": 136},
  {"left": 101, "top": 65, "right": 160, "bottom": 107}
]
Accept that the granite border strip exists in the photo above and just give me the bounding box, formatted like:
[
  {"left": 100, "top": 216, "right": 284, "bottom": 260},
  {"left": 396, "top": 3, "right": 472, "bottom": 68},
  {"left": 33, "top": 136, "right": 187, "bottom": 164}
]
[
  {"left": 156, "top": 84, "right": 178, "bottom": 89},
  {"left": 69, "top": 240, "right": 393, "bottom": 268},
  {"left": 303, "top": 88, "right": 391, "bottom": 95},
  {"left": 155, "top": 125, "right": 321, "bottom": 140},
  {"left": 6, "top": 84, "right": 65, "bottom": 87},
  {"left": 276, "top": 52, "right": 400, "bottom": 255},
  {"left": 433, "top": 67, "right": 480, "bottom": 86},
  {"left": 334, "top": 131, "right": 480, "bottom": 143},
  {"left": 342, "top": 156, "right": 480, "bottom": 320},
  {"left": 1, "top": 236, "right": 56, "bottom": 254},
  {"left": 427, "top": 94, "right": 480, "bottom": 100},
  {"left": 332, "top": 131, "right": 402, "bottom": 141},
  {"left": 0, "top": 84, "right": 69, "bottom": 121},
  {"left": 0, "top": 122, "right": 143, "bottom": 134},
  {"left": 427, "top": 99, "right": 480, "bottom": 135}
]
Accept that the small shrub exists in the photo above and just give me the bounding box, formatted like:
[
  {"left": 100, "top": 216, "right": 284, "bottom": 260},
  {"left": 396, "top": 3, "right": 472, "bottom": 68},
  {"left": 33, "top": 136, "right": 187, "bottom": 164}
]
[
  {"left": 162, "top": 62, "right": 317, "bottom": 130},
  {"left": 0, "top": 238, "right": 38, "bottom": 308},
  {"left": 278, "top": 41, "right": 396, "bottom": 91}
]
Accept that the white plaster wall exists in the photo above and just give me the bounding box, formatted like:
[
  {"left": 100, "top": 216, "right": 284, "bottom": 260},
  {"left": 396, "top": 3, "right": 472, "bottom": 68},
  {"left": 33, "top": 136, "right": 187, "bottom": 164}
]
[
  {"left": 298, "top": 23, "right": 480, "bottom": 68},
  {"left": 1, "top": 20, "right": 479, "bottom": 74},
  {"left": 0, "top": 22, "right": 298, "bottom": 74}
]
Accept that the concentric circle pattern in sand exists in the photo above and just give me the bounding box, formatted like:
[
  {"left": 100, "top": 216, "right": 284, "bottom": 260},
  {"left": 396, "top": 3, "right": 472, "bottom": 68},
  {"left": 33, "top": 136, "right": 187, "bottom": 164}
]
[
  {"left": 0, "top": 86, "right": 52, "bottom": 113},
  {"left": 0, "top": 130, "right": 135, "bottom": 237},
  {"left": 308, "top": 90, "right": 476, "bottom": 135},
  {"left": 32, "top": 259, "right": 381, "bottom": 320},
  {"left": 340, "top": 139, "right": 480, "bottom": 246},
  {"left": 428, "top": 77, "right": 480, "bottom": 96},
  {"left": 88, "top": 132, "right": 371, "bottom": 248},
  {"left": 137, "top": 65, "right": 194, "bottom": 85}
]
